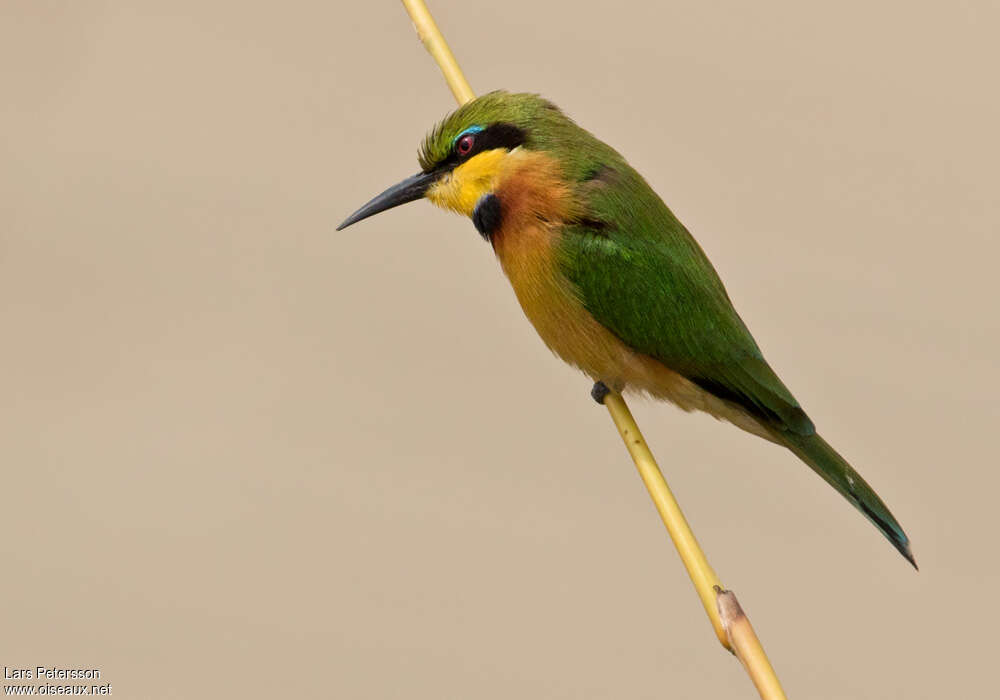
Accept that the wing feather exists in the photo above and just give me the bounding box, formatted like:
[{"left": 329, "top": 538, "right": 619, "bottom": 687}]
[{"left": 558, "top": 201, "right": 814, "bottom": 436}]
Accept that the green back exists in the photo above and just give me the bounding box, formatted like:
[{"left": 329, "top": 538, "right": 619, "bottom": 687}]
[{"left": 558, "top": 166, "right": 815, "bottom": 435}]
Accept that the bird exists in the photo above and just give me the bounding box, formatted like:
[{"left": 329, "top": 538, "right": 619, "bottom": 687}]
[{"left": 337, "top": 91, "right": 915, "bottom": 567}]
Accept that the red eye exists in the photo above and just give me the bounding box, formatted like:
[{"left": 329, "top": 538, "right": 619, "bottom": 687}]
[{"left": 456, "top": 134, "right": 475, "bottom": 156}]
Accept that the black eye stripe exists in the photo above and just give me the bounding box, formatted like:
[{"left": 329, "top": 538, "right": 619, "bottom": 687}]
[
  {"left": 431, "top": 123, "right": 528, "bottom": 173},
  {"left": 460, "top": 124, "right": 526, "bottom": 158}
]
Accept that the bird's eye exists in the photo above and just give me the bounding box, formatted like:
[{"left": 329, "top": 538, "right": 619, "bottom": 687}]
[{"left": 456, "top": 133, "right": 476, "bottom": 156}]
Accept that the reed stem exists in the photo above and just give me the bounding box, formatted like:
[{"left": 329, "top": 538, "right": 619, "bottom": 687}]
[{"left": 396, "top": 2, "right": 788, "bottom": 697}]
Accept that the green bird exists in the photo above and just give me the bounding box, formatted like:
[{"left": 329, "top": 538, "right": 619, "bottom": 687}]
[{"left": 338, "top": 91, "right": 915, "bottom": 567}]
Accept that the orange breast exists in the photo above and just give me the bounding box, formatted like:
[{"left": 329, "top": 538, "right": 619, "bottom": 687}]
[{"left": 490, "top": 151, "right": 630, "bottom": 385}]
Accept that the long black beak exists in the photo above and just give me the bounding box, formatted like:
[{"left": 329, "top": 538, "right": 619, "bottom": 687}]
[{"left": 336, "top": 170, "right": 439, "bottom": 231}]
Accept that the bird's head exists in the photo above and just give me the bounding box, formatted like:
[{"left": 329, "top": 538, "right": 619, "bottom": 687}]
[{"left": 337, "top": 91, "right": 586, "bottom": 230}]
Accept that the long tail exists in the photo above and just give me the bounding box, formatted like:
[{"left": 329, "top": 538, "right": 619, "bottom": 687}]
[{"left": 778, "top": 431, "right": 916, "bottom": 568}]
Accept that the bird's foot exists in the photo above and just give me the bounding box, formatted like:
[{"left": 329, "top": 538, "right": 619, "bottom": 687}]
[{"left": 590, "top": 381, "right": 611, "bottom": 405}]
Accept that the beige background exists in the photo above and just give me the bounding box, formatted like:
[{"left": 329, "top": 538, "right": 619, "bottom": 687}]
[{"left": 2, "top": 1, "right": 997, "bottom": 698}]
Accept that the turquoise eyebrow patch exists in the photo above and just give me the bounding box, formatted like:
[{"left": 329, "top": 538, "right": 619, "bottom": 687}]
[{"left": 453, "top": 125, "right": 484, "bottom": 145}]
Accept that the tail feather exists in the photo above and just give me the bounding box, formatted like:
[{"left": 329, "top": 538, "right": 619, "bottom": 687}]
[{"left": 778, "top": 432, "right": 916, "bottom": 568}]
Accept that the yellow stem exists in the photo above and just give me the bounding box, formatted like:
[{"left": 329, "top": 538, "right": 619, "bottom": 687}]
[
  {"left": 717, "top": 587, "right": 788, "bottom": 699},
  {"left": 602, "top": 392, "right": 730, "bottom": 648},
  {"left": 396, "top": 1, "right": 787, "bottom": 697},
  {"left": 400, "top": 0, "right": 475, "bottom": 104}
]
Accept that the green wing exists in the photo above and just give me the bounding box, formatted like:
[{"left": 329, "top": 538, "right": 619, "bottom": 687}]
[
  {"left": 555, "top": 165, "right": 920, "bottom": 564},
  {"left": 558, "top": 179, "right": 814, "bottom": 436}
]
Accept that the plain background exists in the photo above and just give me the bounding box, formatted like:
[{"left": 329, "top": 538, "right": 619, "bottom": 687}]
[{"left": 2, "top": 1, "right": 997, "bottom": 697}]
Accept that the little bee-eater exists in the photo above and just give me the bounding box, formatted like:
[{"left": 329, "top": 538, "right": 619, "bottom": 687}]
[{"left": 338, "top": 91, "right": 914, "bottom": 566}]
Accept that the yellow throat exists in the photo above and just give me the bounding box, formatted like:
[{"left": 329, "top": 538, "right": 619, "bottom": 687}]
[{"left": 426, "top": 148, "right": 509, "bottom": 216}]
